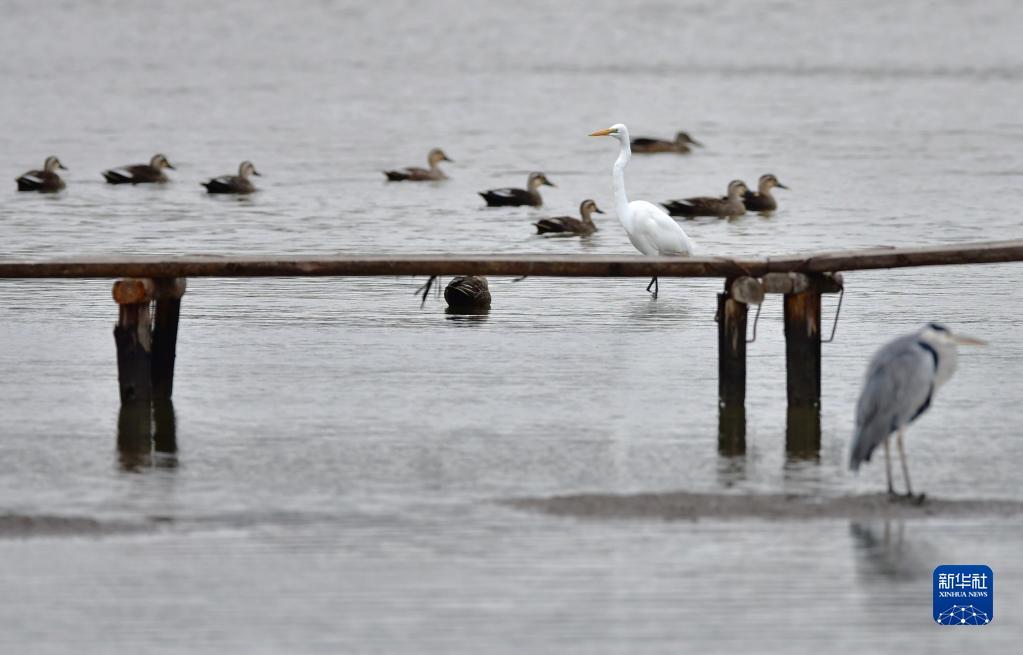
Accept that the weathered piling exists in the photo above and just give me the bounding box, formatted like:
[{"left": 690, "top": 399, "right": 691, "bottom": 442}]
[
  {"left": 152, "top": 278, "right": 186, "bottom": 399},
  {"left": 717, "top": 284, "right": 749, "bottom": 407},
  {"left": 112, "top": 277, "right": 186, "bottom": 404},
  {"left": 783, "top": 288, "right": 822, "bottom": 409},
  {"left": 113, "top": 278, "right": 156, "bottom": 403}
]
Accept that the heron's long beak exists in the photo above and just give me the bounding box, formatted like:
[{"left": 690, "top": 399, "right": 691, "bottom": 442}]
[
  {"left": 589, "top": 128, "right": 614, "bottom": 137},
  {"left": 954, "top": 334, "right": 987, "bottom": 346}
]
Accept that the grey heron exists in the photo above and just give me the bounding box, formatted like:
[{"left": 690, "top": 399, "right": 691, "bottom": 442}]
[{"left": 849, "top": 323, "right": 985, "bottom": 500}]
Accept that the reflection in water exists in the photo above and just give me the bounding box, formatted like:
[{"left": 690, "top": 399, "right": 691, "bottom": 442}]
[
  {"left": 445, "top": 307, "right": 490, "bottom": 321},
  {"left": 849, "top": 520, "right": 931, "bottom": 582},
  {"left": 116, "top": 399, "right": 178, "bottom": 472},
  {"left": 718, "top": 403, "right": 746, "bottom": 456},
  {"left": 785, "top": 405, "right": 821, "bottom": 460}
]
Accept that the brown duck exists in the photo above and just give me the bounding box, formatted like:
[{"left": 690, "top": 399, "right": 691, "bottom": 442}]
[
  {"left": 663, "top": 180, "right": 749, "bottom": 218},
  {"left": 384, "top": 148, "right": 452, "bottom": 181},
  {"left": 742, "top": 174, "right": 789, "bottom": 212},
  {"left": 202, "top": 161, "right": 261, "bottom": 194},
  {"left": 534, "top": 199, "right": 603, "bottom": 236},
  {"left": 479, "top": 172, "right": 554, "bottom": 207},
  {"left": 630, "top": 131, "right": 703, "bottom": 154},
  {"left": 102, "top": 153, "right": 175, "bottom": 184},
  {"left": 16, "top": 156, "right": 67, "bottom": 192}
]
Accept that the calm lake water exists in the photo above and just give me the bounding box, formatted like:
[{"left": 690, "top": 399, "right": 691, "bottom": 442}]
[{"left": 2, "top": 0, "right": 1023, "bottom": 651}]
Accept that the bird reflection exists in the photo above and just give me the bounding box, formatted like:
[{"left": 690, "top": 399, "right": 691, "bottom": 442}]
[
  {"left": 849, "top": 520, "right": 930, "bottom": 582},
  {"left": 117, "top": 399, "right": 178, "bottom": 472}
]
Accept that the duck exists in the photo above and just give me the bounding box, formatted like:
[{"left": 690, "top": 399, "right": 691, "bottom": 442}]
[
  {"left": 201, "top": 161, "right": 261, "bottom": 194},
  {"left": 663, "top": 180, "right": 749, "bottom": 218},
  {"left": 630, "top": 131, "right": 703, "bottom": 154},
  {"left": 384, "top": 148, "right": 452, "bottom": 181},
  {"left": 444, "top": 276, "right": 491, "bottom": 310},
  {"left": 102, "top": 153, "right": 175, "bottom": 184},
  {"left": 534, "top": 199, "right": 603, "bottom": 236},
  {"left": 15, "top": 156, "right": 67, "bottom": 192},
  {"left": 479, "top": 172, "right": 554, "bottom": 207},
  {"left": 742, "top": 173, "right": 789, "bottom": 212}
]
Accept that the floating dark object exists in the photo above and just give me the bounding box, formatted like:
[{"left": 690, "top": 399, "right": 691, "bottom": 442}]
[
  {"left": 384, "top": 148, "right": 452, "bottom": 181},
  {"left": 102, "top": 154, "right": 175, "bottom": 185},
  {"left": 630, "top": 131, "right": 702, "bottom": 154},
  {"left": 663, "top": 179, "right": 749, "bottom": 218},
  {"left": 201, "top": 161, "right": 261, "bottom": 194},
  {"left": 15, "top": 156, "right": 66, "bottom": 192},
  {"left": 479, "top": 172, "right": 554, "bottom": 207},
  {"left": 535, "top": 199, "right": 603, "bottom": 236},
  {"left": 444, "top": 276, "right": 491, "bottom": 310}
]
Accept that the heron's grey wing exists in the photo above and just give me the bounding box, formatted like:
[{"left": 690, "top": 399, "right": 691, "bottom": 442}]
[{"left": 850, "top": 336, "right": 936, "bottom": 470}]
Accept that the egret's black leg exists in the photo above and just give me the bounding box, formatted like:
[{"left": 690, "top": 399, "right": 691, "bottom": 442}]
[{"left": 646, "top": 276, "right": 659, "bottom": 299}]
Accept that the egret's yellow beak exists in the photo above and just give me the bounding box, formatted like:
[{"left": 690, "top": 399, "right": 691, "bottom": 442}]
[
  {"left": 589, "top": 128, "right": 615, "bottom": 137},
  {"left": 954, "top": 334, "right": 987, "bottom": 346}
]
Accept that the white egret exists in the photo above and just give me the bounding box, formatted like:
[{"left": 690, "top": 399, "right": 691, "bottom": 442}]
[
  {"left": 849, "top": 323, "right": 986, "bottom": 501},
  {"left": 589, "top": 123, "right": 696, "bottom": 298}
]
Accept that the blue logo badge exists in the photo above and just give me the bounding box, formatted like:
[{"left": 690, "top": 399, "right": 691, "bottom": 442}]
[{"left": 933, "top": 565, "right": 993, "bottom": 625}]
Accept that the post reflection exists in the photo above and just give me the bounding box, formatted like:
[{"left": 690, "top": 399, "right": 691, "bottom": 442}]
[
  {"left": 116, "top": 399, "right": 178, "bottom": 471},
  {"left": 785, "top": 405, "right": 821, "bottom": 460},
  {"left": 445, "top": 307, "right": 490, "bottom": 320},
  {"left": 717, "top": 403, "right": 746, "bottom": 457}
]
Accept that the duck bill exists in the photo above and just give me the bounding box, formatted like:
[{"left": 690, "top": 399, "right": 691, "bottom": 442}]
[
  {"left": 954, "top": 334, "right": 986, "bottom": 346},
  {"left": 589, "top": 128, "right": 615, "bottom": 137},
  {"left": 688, "top": 138, "right": 704, "bottom": 147},
  {"left": 166, "top": 163, "right": 176, "bottom": 170},
  {"left": 595, "top": 208, "right": 605, "bottom": 214},
  {"left": 253, "top": 170, "right": 262, "bottom": 176},
  {"left": 775, "top": 182, "right": 789, "bottom": 190}
]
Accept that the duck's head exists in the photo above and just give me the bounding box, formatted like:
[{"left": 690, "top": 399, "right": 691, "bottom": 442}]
[
  {"left": 759, "top": 173, "right": 788, "bottom": 191},
  {"left": 727, "top": 179, "right": 749, "bottom": 198},
  {"left": 579, "top": 199, "right": 604, "bottom": 218},
  {"left": 150, "top": 154, "right": 175, "bottom": 170},
  {"left": 239, "top": 161, "right": 261, "bottom": 178},
  {"left": 589, "top": 123, "right": 629, "bottom": 142},
  {"left": 428, "top": 148, "right": 453, "bottom": 165},
  {"left": 676, "top": 131, "right": 703, "bottom": 147},
  {"left": 44, "top": 156, "right": 67, "bottom": 172},
  {"left": 528, "top": 172, "right": 555, "bottom": 189}
]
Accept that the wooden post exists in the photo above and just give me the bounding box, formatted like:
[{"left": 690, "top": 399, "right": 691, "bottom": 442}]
[
  {"left": 783, "top": 286, "right": 822, "bottom": 409},
  {"left": 152, "top": 278, "right": 186, "bottom": 399},
  {"left": 113, "top": 278, "right": 156, "bottom": 403},
  {"left": 718, "top": 280, "right": 748, "bottom": 408},
  {"left": 786, "top": 405, "right": 821, "bottom": 458}
]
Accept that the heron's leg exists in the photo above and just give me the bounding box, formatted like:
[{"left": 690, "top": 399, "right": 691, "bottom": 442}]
[
  {"left": 884, "top": 435, "right": 894, "bottom": 496},
  {"left": 896, "top": 429, "right": 917, "bottom": 499}
]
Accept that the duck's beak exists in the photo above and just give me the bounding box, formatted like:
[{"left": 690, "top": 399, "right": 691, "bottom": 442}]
[
  {"left": 166, "top": 163, "right": 176, "bottom": 170},
  {"left": 444, "top": 155, "right": 454, "bottom": 162},
  {"left": 58, "top": 162, "right": 68, "bottom": 170},
  {"left": 775, "top": 181, "right": 789, "bottom": 190},
  {"left": 589, "top": 128, "right": 615, "bottom": 137},
  {"left": 954, "top": 334, "right": 987, "bottom": 346},
  {"left": 595, "top": 206, "right": 605, "bottom": 214},
  {"left": 688, "top": 137, "right": 704, "bottom": 147},
  {"left": 544, "top": 179, "right": 556, "bottom": 187},
  {"left": 253, "top": 169, "right": 262, "bottom": 176}
]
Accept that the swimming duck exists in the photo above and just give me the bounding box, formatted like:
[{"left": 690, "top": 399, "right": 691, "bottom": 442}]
[
  {"left": 384, "top": 148, "right": 452, "bottom": 181},
  {"left": 102, "top": 153, "right": 175, "bottom": 184},
  {"left": 534, "top": 199, "right": 603, "bottom": 236},
  {"left": 201, "top": 161, "right": 261, "bottom": 194},
  {"left": 444, "top": 276, "right": 491, "bottom": 310},
  {"left": 742, "top": 173, "right": 789, "bottom": 212},
  {"left": 479, "top": 172, "right": 554, "bottom": 207},
  {"left": 630, "top": 131, "right": 703, "bottom": 154},
  {"left": 16, "top": 156, "right": 67, "bottom": 192},
  {"left": 663, "top": 180, "right": 749, "bottom": 218}
]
